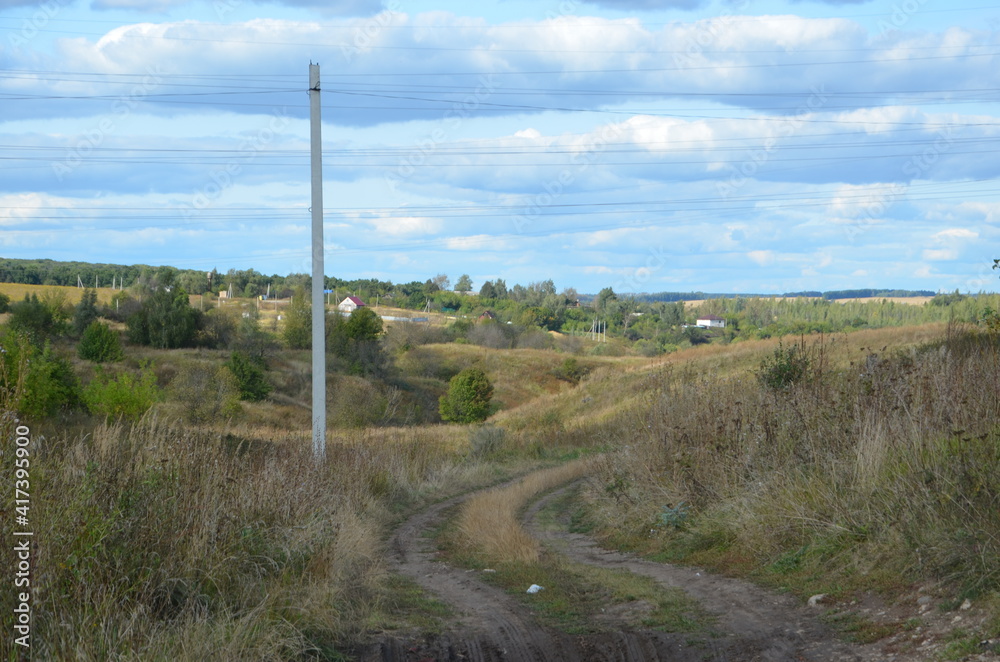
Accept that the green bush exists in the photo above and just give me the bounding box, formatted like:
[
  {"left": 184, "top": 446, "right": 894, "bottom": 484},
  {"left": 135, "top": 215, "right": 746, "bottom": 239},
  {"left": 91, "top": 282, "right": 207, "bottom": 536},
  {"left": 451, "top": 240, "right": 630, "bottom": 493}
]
[
  {"left": 7, "top": 293, "right": 68, "bottom": 342},
  {"left": 83, "top": 362, "right": 161, "bottom": 422},
  {"left": 283, "top": 286, "right": 311, "bottom": 349},
  {"left": 439, "top": 367, "right": 494, "bottom": 423},
  {"left": 0, "top": 331, "right": 81, "bottom": 418},
  {"left": 126, "top": 288, "right": 200, "bottom": 349},
  {"left": 757, "top": 341, "right": 810, "bottom": 390},
  {"left": 226, "top": 351, "right": 271, "bottom": 402},
  {"left": 77, "top": 321, "right": 124, "bottom": 363},
  {"left": 555, "top": 357, "right": 590, "bottom": 383}
]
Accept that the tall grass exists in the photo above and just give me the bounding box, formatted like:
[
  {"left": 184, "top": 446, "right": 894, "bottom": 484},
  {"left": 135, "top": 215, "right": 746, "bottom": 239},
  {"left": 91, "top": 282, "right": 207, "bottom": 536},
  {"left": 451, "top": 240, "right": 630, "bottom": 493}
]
[
  {"left": 457, "top": 460, "right": 593, "bottom": 564},
  {"left": 0, "top": 405, "right": 497, "bottom": 660},
  {"left": 583, "top": 325, "right": 1000, "bottom": 598}
]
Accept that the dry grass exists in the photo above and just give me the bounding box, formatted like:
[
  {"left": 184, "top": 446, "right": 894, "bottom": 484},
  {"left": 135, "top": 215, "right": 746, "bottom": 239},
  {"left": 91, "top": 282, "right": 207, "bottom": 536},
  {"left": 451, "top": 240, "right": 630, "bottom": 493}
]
[
  {"left": 457, "top": 459, "right": 595, "bottom": 564},
  {"left": 0, "top": 401, "right": 497, "bottom": 660},
  {"left": 578, "top": 323, "right": 1000, "bottom": 607},
  {"left": 397, "top": 342, "right": 642, "bottom": 411}
]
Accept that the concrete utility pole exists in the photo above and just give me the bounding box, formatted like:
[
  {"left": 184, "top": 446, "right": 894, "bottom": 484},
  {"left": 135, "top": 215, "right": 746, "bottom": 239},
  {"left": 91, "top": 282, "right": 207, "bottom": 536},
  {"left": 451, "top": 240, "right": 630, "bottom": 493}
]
[{"left": 309, "top": 62, "right": 327, "bottom": 461}]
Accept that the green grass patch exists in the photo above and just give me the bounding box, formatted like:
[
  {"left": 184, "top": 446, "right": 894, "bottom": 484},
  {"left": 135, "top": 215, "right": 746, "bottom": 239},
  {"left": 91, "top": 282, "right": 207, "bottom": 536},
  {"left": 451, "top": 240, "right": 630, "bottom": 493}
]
[
  {"left": 821, "top": 610, "right": 901, "bottom": 644},
  {"left": 370, "top": 574, "right": 454, "bottom": 635},
  {"left": 434, "top": 484, "right": 714, "bottom": 637}
]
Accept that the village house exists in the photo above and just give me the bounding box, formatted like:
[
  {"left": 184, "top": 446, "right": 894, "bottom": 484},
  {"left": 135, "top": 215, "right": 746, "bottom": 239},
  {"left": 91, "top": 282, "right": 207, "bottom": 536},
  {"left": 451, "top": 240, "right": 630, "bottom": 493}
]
[
  {"left": 696, "top": 314, "right": 726, "bottom": 329},
  {"left": 337, "top": 296, "right": 365, "bottom": 313}
]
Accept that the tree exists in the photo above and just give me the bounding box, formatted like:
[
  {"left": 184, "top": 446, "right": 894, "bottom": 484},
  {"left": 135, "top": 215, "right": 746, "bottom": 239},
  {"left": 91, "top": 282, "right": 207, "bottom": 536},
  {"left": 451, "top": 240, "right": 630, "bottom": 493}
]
[
  {"left": 432, "top": 273, "right": 451, "bottom": 291},
  {"left": 73, "top": 287, "right": 99, "bottom": 337},
  {"left": 226, "top": 351, "right": 271, "bottom": 401},
  {"left": 596, "top": 287, "right": 617, "bottom": 315},
  {"left": 77, "top": 321, "right": 124, "bottom": 363},
  {"left": 479, "top": 280, "right": 497, "bottom": 299},
  {"left": 327, "top": 307, "right": 386, "bottom": 377},
  {"left": 126, "top": 288, "right": 200, "bottom": 349},
  {"left": 343, "top": 306, "right": 383, "bottom": 342},
  {"left": 0, "top": 330, "right": 81, "bottom": 418},
  {"left": 455, "top": 274, "right": 473, "bottom": 293},
  {"left": 283, "top": 286, "right": 311, "bottom": 349},
  {"left": 494, "top": 279, "right": 508, "bottom": 299},
  {"left": 7, "top": 294, "right": 59, "bottom": 342},
  {"left": 439, "top": 367, "right": 494, "bottom": 423}
]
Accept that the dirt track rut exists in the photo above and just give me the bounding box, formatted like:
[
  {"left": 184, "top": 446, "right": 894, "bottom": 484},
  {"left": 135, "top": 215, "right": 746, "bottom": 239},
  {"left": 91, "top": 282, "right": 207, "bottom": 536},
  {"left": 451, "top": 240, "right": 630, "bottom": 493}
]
[{"left": 357, "top": 477, "right": 893, "bottom": 662}]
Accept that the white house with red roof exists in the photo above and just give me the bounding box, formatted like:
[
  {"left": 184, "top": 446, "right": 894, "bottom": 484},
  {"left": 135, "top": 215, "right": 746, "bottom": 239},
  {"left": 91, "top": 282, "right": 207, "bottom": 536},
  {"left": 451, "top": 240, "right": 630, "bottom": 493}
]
[{"left": 337, "top": 296, "right": 366, "bottom": 313}]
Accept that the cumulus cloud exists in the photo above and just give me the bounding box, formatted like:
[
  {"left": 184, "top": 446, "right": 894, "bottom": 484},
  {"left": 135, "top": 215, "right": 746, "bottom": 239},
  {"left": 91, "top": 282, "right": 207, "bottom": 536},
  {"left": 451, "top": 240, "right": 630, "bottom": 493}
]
[
  {"left": 932, "top": 228, "right": 978, "bottom": 240},
  {"left": 922, "top": 248, "right": 958, "bottom": 261},
  {"left": 748, "top": 250, "right": 776, "bottom": 266}
]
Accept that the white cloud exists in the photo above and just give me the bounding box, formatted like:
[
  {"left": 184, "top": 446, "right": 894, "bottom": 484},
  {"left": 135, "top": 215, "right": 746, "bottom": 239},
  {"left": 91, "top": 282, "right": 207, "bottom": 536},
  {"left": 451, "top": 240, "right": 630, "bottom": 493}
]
[
  {"left": 922, "top": 248, "right": 958, "bottom": 261},
  {"left": 747, "top": 250, "right": 775, "bottom": 266},
  {"left": 364, "top": 215, "right": 442, "bottom": 236},
  {"left": 931, "top": 228, "right": 978, "bottom": 241}
]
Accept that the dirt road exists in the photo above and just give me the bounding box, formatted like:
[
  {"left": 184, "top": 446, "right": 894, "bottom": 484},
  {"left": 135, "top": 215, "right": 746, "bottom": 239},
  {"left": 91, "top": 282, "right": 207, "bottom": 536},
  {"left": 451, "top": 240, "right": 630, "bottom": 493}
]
[{"left": 356, "top": 477, "right": 900, "bottom": 661}]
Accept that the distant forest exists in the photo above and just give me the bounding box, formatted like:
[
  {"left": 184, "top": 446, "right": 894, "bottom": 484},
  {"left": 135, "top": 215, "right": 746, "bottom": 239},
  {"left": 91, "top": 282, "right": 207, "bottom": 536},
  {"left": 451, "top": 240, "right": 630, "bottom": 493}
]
[
  {"left": 624, "top": 288, "right": 935, "bottom": 303},
  {"left": 0, "top": 257, "right": 937, "bottom": 303}
]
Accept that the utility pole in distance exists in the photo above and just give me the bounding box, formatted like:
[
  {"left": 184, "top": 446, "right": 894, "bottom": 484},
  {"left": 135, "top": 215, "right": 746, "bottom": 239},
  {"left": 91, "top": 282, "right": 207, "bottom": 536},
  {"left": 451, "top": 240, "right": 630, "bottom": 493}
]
[{"left": 309, "top": 62, "right": 327, "bottom": 462}]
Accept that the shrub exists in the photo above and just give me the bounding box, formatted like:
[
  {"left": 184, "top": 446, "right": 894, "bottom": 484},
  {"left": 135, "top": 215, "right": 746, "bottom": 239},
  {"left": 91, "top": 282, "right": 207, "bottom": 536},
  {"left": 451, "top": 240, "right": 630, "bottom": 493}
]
[
  {"left": 7, "top": 293, "right": 67, "bottom": 341},
  {"left": 83, "top": 362, "right": 161, "bottom": 422},
  {"left": 283, "top": 286, "right": 311, "bottom": 349},
  {"left": 169, "top": 362, "right": 241, "bottom": 423},
  {"left": 77, "top": 321, "right": 123, "bottom": 363},
  {"left": 439, "top": 367, "right": 494, "bottom": 423},
  {"left": 226, "top": 351, "right": 271, "bottom": 402},
  {"left": 126, "top": 288, "right": 200, "bottom": 349},
  {"left": 554, "top": 357, "right": 589, "bottom": 384},
  {"left": 0, "top": 331, "right": 81, "bottom": 418},
  {"left": 757, "top": 341, "right": 811, "bottom": 390},
  {"left": 468, "top": 425, "right": 507, "bottom": 459}
]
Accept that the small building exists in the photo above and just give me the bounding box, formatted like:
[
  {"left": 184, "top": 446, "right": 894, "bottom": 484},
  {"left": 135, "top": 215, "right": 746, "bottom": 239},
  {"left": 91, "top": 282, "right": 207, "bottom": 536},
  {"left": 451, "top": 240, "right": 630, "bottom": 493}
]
[
  {"left": 337, "top": 296, "right": 366, "bottom": 313},
  {"left": 696, "top": 314, "right": 726, "bottom": 329},
  {"left": 478, "top": 310, "right": 497, "bottom": 321}
]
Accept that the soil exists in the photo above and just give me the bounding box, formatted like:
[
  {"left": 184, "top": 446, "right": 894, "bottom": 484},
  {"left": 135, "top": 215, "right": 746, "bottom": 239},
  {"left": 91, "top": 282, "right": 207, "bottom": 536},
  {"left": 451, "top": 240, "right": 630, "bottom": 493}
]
[{"left": 354, "top": 478, "right": 998, "bottom": 662}]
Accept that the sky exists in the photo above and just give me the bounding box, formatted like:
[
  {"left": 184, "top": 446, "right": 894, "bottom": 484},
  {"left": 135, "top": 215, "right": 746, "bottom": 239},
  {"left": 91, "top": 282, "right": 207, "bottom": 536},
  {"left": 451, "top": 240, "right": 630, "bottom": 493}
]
[{"left": 1, "top": 0, "right": 999, "bottom": 295}]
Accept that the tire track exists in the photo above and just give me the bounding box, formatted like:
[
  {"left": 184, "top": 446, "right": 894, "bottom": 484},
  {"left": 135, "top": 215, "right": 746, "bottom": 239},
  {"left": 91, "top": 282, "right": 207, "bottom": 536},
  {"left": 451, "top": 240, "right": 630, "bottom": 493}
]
[
  {"left": 370, "top": 485, "right": 582, "bottom": 661},
  {"left": 524, "top": 481, "right": 891, "bottom": 662}
]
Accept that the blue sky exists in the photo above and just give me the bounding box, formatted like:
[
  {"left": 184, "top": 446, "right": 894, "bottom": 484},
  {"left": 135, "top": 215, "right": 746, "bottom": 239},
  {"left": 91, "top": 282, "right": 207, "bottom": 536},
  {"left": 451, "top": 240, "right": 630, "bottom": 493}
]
[{"left": 1, "top": 0, "right": 998, "bottom": 295}]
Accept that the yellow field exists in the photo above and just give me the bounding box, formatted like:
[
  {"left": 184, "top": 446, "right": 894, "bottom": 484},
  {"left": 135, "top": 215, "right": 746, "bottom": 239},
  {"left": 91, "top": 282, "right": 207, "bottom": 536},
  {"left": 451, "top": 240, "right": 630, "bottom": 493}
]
[{"left": 0, "top": 282, "right": 117, "bottom": 305}]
